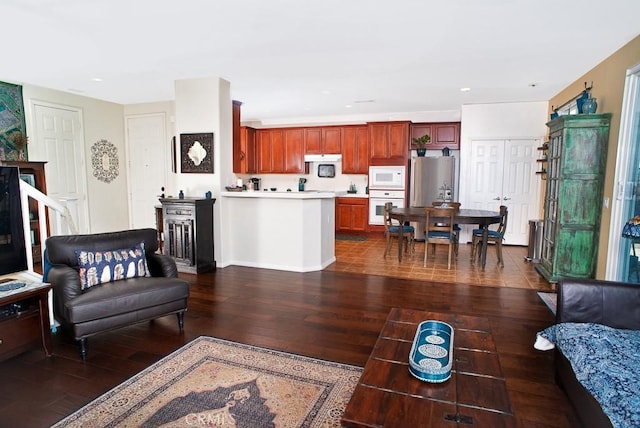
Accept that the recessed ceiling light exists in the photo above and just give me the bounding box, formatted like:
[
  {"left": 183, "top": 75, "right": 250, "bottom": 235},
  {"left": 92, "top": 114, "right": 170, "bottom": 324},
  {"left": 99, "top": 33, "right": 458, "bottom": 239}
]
[
  {"left": 460, "top": 87, "right": 471, "bottom": 92},
  {"left": 91, "top": 77, "right": 103, "bottom": 82},
  {"left": 345, "top": 105, "right": 352, "bottom": 108}
]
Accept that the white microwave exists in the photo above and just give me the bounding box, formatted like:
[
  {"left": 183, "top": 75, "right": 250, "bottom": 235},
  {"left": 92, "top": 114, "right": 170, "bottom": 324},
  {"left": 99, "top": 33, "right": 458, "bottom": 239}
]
[{"left": 369, "top": 166, "right": 406, "bottom": 190}]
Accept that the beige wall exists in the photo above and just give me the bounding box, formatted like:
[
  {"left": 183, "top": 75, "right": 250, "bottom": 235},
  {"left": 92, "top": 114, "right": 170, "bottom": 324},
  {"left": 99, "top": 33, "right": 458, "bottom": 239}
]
[
  {"left": 548, "top": 35, "right": 640, "bottom": 278},
  {"left": 22, "top": 84, "right": 129, "bottom": 233}
]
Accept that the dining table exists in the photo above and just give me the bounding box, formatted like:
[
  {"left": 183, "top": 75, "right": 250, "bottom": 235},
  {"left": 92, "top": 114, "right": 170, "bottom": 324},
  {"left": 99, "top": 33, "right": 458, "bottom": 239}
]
[{"left": 388, "top": 207, "right": 503, "bottom": 270}]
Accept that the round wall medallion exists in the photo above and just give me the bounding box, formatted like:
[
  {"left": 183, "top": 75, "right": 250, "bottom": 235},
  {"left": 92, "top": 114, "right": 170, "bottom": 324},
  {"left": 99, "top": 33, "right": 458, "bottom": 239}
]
[{"left": 91, "top": 139, "right": 119, "bottom": 183}]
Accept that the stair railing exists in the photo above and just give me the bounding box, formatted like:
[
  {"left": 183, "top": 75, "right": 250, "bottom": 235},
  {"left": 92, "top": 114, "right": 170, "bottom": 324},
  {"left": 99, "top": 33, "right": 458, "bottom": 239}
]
[{"left": 19, "top": 180, "right": 78, "bottom": 273}]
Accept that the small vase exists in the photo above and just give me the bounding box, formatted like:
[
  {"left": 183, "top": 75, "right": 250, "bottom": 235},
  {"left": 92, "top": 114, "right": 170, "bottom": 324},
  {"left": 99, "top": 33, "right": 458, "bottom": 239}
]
[
  {"left": 582, "top": 97, "right": 598, "bottom": 114},
  {"left": 576, "top": 91, "right": 589, "bottom": 114},
  {"left": 416, "top": 147, "right": 427, "bottom": 157}
]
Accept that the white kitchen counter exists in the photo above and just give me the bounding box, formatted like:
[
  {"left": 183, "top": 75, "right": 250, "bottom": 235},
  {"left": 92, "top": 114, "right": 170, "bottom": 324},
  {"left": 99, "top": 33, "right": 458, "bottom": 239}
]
[
  {"left": 335, "top": 192, "right": 369, "bottom": 199},
  {"left": 221, "top": 190, "right": 336, "bottom": 199},
  {"left": 220, "top": 191, "right": 336, "bottom": 272},
  {"left": 221, "top": 190, "right": 368, "bottom": 199}
]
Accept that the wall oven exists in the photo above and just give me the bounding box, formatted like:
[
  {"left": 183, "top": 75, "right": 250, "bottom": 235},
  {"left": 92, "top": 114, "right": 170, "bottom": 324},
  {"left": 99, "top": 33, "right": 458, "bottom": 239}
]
[
  {"left": 368, "top": 166, "right": 407, "bottom": 225},
  {"left": 369, "top": 190, "right": 406, "bottom": 225}
]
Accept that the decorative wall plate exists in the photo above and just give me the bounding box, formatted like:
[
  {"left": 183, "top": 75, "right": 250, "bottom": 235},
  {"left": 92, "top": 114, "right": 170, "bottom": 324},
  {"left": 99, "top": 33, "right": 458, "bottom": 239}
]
[
  {"left": 180, "top": 132, "right": 214, "bottom": 173},
  {"left": 91, "top": 139, "right": 119, "bottom": 183}
]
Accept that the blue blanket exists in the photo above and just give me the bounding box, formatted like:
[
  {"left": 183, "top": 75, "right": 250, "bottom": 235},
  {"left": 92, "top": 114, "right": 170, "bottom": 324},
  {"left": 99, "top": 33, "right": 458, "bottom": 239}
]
[{"left": 537, "top": 323, "right": 640, "bottom": 428}]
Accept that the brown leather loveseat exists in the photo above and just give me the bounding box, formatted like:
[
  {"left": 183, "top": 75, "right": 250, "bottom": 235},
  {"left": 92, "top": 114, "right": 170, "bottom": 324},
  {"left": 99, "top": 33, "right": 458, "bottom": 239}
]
[{"left": 45, "top": 228, "right": 189, "bottom": 360}]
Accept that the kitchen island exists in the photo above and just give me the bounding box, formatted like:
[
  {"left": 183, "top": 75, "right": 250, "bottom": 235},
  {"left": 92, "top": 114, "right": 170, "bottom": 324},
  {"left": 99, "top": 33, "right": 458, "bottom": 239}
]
[{"left": 220, "top": 191, "right": 336, "bottom": 272}]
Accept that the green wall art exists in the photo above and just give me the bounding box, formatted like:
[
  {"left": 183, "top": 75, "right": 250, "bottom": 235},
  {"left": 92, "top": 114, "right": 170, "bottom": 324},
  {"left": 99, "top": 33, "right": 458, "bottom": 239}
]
[{"left": 0, "top": 81, "right": 27, "bottom": 161}]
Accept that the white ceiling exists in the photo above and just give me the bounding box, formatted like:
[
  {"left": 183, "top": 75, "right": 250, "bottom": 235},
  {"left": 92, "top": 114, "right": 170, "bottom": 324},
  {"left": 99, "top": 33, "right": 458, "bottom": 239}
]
[{"left": 2, "top": 0, "right": 639, "bottom": 125}]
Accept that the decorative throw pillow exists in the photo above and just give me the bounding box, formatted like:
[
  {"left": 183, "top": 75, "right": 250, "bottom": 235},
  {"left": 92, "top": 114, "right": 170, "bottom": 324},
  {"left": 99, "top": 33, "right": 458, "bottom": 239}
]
[{"left": 77, "top": 242, "right": 150, "bottom": 290}]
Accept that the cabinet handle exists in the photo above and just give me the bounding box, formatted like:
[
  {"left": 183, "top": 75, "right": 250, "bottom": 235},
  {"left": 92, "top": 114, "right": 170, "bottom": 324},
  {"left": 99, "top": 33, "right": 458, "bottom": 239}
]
[
  {"left": 493, "top": 197, "right": 501, "bottom": 200},
  {"left": 0, "top": 339, "right": 3, "bottom": 345},
  {"left": 503, "top": 197, "right": 511, "bottom": 201}
]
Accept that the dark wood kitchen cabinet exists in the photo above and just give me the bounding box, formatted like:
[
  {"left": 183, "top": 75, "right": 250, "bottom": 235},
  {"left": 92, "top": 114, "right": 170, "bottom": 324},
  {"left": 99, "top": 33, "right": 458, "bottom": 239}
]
[
  {"left": 160, "top": 198, "right": 215, "bottom": 274},
  {"left": 341, "top": 126, "right": 369, "bottom": 174},
  {"left": 258, "top": 129, "right": 283, "bottom": 173},
  {"left": 336, "top": 197, "right": 368, "bottom": 233},
  {"left": 368, "top": 121, "right": 409, "bottom": 164},
  {"left": 410, "top": 122, "right": 460, "bottom": 150},
  {"left": 232, "top": 100, "right": 258, "bottom": 174},
  {"left": 236, "top": 126, "right": 257, "bottom": 174},
  {"left": 232, "top": 100, "right": 243, "bottom": 173},
  {"left": 284, "top": 128, "right": 305, "bottom": 172},
  {"left": 257, "top": 128, "right": 306, "bottom": 173},
  {"left": 304, "top": 126, "right": 342, "bottom": 154}
]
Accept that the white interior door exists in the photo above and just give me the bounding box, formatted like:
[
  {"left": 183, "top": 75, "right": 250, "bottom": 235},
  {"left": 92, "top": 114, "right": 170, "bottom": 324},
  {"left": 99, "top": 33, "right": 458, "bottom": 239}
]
[
  {"left": 126, "top": 113, "right": 167, "bottom": 229},
  {"left": 465, "top": 139, "right": 541, "bottom": 245},
  {"left": 467, "top": 140, "right": 506, "bottom": 210},
  {"left": 30, "top": 102, "right": 89, "bottom": 234},
  {"left": 502, "top": 139, "right": 542, "bottom": 245}
]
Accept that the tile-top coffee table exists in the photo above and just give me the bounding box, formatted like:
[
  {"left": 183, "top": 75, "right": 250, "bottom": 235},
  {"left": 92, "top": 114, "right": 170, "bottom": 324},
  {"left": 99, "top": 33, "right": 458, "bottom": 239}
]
[{"left": 342, "top": 308, "right": 516, "bottom": 427}]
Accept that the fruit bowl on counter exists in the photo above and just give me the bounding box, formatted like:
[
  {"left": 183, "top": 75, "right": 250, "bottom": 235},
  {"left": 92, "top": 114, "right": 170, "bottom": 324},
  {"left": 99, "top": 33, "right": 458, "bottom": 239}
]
[{"left": 224, "top": 185, "right": 244, "bottom": 192}]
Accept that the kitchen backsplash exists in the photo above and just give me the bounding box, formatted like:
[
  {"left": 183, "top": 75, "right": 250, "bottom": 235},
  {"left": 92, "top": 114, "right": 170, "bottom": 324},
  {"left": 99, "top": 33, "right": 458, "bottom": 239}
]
[
  {"left": 237, "top": 161, "right": 369, "bottom": 194},
  {"left": 235, "top": 149, "right": 459, "bottom": 195}
]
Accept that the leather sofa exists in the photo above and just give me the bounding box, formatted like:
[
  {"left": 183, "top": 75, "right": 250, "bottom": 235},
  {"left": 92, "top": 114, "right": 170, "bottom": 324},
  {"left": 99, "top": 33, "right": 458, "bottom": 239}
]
[
  {"left": 555, "top": 278, "right": 640, "bottom": 428},
  {"left": 45, "top": 228, "right": 189, "bottom": 360}
]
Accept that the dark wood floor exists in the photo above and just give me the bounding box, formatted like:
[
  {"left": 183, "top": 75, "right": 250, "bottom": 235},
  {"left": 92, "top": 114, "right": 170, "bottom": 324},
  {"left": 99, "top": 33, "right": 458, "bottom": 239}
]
[{"left": 0, "top": 266, "right": 578, "bottom": 427}]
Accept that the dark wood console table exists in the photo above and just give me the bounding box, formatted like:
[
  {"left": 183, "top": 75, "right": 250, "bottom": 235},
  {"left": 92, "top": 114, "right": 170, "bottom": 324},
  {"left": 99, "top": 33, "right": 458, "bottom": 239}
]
[
  {"left": 0, "top": 282, "right": 53, "bottom": 361},
  {"left": 342, "top": 308, "right": 515, "bottom": 427},
  {"left": 159, "top": 198, "right": 216, "bottom": 274}
]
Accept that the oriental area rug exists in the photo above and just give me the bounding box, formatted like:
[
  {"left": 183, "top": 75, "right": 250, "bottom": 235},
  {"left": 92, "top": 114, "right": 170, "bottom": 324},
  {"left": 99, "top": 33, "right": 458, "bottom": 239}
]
[{"left": 52, "top": 336, "right": 362, "bottom": 427}]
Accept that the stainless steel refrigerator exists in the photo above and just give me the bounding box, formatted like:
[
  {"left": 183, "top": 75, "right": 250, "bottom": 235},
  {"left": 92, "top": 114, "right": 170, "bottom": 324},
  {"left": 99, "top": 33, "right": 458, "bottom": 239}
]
[{"left": 409, "top": 156, "right": 456, "bottom": 240}]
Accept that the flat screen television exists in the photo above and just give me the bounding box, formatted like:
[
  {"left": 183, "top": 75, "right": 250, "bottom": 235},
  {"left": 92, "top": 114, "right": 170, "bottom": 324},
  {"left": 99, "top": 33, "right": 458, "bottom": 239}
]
[{"left": 0, "top": 166, "right": 28, "bottom": 275}]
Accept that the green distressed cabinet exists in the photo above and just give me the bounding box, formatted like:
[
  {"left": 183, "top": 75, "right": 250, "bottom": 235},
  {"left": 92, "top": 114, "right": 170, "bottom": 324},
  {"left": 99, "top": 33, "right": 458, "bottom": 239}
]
[{"left": 536, "top": 114, "right": 611, "bottom": 283}]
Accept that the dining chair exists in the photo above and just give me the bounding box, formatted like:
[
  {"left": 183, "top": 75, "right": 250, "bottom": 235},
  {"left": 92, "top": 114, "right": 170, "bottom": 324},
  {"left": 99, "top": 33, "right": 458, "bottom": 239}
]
[
  {"left": 471, "top": 205, "right": 508, "bottom": 267},
  {"left": 424, "top": 206, "right": 456, "bottom": 269},
  {"left": 383, "top": 202, "right": 415, "bottom": 258},
  {"left": 432, "top": 201, "right": 461, "bottom": 255}
]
